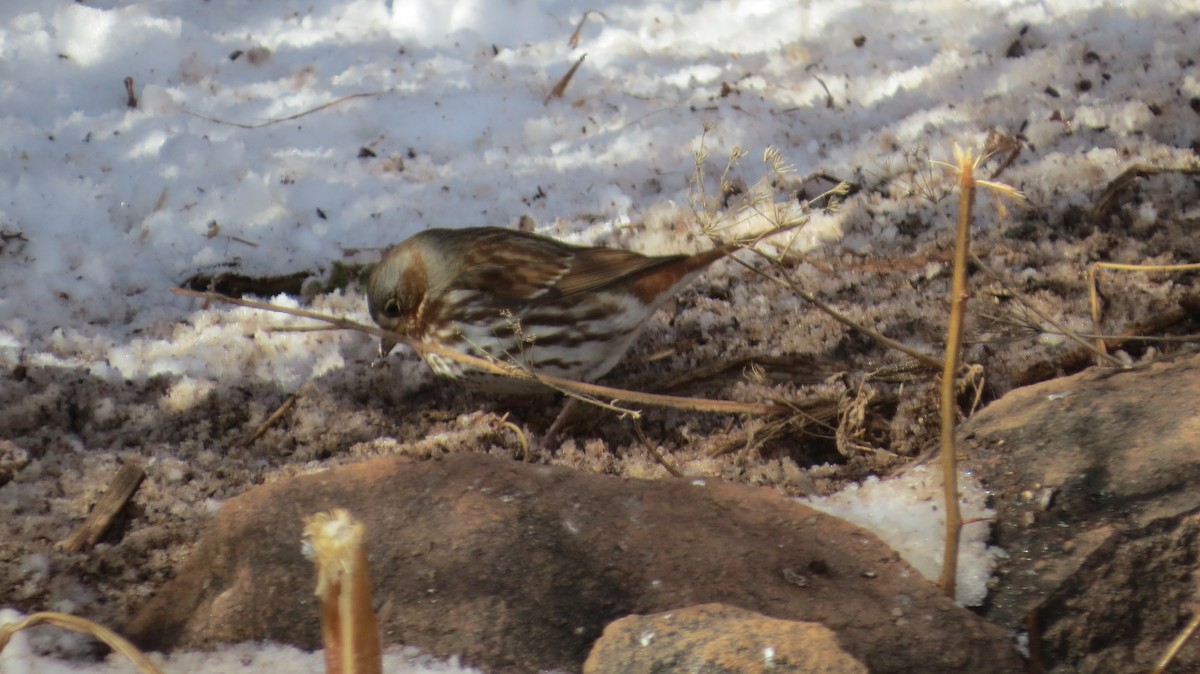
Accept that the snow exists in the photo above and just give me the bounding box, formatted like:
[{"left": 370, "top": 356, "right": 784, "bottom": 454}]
[
  {"left": 1, "top": 0, "right": 1196, "bottom": 669},
  {"left": 801, "top": 466, "right": 1004, "bottom": 607},
  {"left": 0, "top": 609, "right": 483, "bottom": 674},
  {"left": 2, "top": 0, "right": 1196, "bottom": 384}
]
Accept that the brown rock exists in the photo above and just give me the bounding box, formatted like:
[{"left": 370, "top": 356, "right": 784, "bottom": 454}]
[
  {"left": 126, "top": 452, "right": 1021, "bottom": 673},
  {"left": 957, "top": 353, "right": 1200, "bottom": 673},
  {"left": 584, "top": 603, "right": 868, "bottom": 674}
]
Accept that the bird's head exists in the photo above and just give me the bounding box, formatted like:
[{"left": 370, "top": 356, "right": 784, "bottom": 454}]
[{"left": 367, "top": 241, "right": 430, "bottom": 357}]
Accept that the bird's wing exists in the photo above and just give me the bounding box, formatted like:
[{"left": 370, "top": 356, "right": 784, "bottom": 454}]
[
  {"left": 454, "top": 228, "right": 683, "bottom": 302},
  {"left": 553, "top": 247, "right": 686, "bottom": 298},
  {"left": 452, "top": 228, "right": 575, "bottom": 301}
]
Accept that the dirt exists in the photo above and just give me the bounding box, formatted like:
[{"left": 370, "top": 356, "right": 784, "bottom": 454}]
[{"left": 3, "top": 160, "right": 1200, "bottom": 666}]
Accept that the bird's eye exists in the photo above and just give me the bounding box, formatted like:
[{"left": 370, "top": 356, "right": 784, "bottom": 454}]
[{"left": 382, "top": 298, "right": 402, "bottom": 318}]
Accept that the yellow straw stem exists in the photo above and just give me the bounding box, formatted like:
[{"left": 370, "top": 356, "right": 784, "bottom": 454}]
[{"left": 303, "top": 509, "right": 382, "bottom": 674}]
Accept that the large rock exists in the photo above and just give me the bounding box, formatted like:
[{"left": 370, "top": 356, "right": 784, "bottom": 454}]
[
  {"left": 584, "top": 603, "right": 868, "bottom": 674},
  {"left": 958, "top": 353, "right": 1200, "bottom": 673},
  {"left": 126, "top": 452, "right": 1021, "bottom": 673}
]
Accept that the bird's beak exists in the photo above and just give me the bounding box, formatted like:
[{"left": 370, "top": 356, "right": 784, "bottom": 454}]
[{"left": 379, "top": 336, "right": 398, "bottom": 358}]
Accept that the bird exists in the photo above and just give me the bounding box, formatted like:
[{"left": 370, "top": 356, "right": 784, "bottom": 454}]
[{"left": 366, "top": 225, "right": 796, "bottom": 389}]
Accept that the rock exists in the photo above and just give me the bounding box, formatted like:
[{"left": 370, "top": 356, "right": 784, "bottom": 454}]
[
  {"left": 126, "top": 452, "right": 1021, "bottom": 674},
  {"left": 957, "top": 353, "right": 1200, "bottom": 673},
  {"left": 584, "top": 602, "right": 868, "bottom": 674}
]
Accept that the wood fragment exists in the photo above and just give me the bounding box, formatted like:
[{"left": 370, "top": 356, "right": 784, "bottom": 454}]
[
  {"left": 181, "top": 270, "right": 311, "bottom": 297},
  {"left": 245, "top": 392, "right": 300, "bottom": 445},
  {"left": 1024, "top": 610, "right": 1044, "bottom": 674},
  {"left": 124, "top": 76, "right": 138, "bottom": 108},
  {"left": 61, "top": 464, "right": 146, "bottom": 552}
]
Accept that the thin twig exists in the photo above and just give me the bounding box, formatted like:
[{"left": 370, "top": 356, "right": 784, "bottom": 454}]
[
  {"left": 735, "top": 256, "right": 946, "bottom": 370},
  {"left": 972, "top": 253, "right": 1127, "bottom": 368},
  {"left": 184, "top": 92, "right": 385, "bottom": 129},
  {"left": 686, "top": 140, "right": 944, "bottom": 371},
  {"left": 567, "top": 10, "right": 606, "bottom": 48},
  {"left": 633, "top": 419, "right": 682, "bottom": 477},
  {"left": 170, "top": 287, "right": 787, "bottom": 417},
  {"left": 496, "top": 413, "right": 531, "bottom": 462},
  {"left": 266, "top": 325, "right": 345, "bottom": 333},
  {"left": 1091, "top": 163, "right": 1200, "bottom": 223},
  {"left": 1088, "top": 260, "right": 1200, "bottom": 359}
]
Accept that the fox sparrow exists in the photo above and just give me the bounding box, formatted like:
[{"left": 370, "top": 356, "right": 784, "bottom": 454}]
[{"left": 367, "top": 225, "right": 788, "bottom": 387}]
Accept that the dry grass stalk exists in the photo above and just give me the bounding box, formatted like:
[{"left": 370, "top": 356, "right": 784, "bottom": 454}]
[
  {"left": 972, "top": 253, "right": 1126, "bottom": 368},
  {"left": 185, "top": 91, "right": 384, "bottom": 129},
  {"left": 1091, "top": 163, "right": 1200, "bottom": 223},
  {"left": 743, "top": 256, "right": 947, "bottom": 370},
  {"left": 935, "top": 143, "right": 1023, "bottom": 599},
  {"left": 936, "top": 145, "right": 976, "bottom": 599},
  {"left": 303, "top": 509, "right": 382, "bottom": 674},
  {"left": 0, "top": 612, "right": 163, "bottom": 674},
  {"left": 1151, "top": 611, "right": 1200, "bottom": 674},
  {"left": 169, "top": 287, "right": 787, "bottom": 417},
  {"left": 1088, "top": 260, "right": 1200, "bottom": 360},
  {"left": 633, "top": 419, "right": 683, "bottom": 477},
  {"left": 567, "top": 10, "right": 605, "bottom": 48},
  {"left": 689, "top": 138, "right": 946, "bottom": 371},
  {"left": 60, "top": 463, "right": 146, "bottom": 552}
]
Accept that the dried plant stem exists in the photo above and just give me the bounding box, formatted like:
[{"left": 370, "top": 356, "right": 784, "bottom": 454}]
[
  {"left": 0, "top": 612, "right": 163, "bottom": 674},
  {"left": 303, "top": 510, "right": 382, "bottom": 674},
  {"left": 687, "top": 140, "right": 944, "bottom": 369},
  {"left": 972, "top": 253, "right": 1127, "bottom": 368},
  {"left": 497, "top": 414, "right": 531, "bottom": 461},
  {"left": 567, "top": 10, "right": 605, "bottom": 48},
  {"left": 169, "top": 287, "right": 787, "bottom": 417},
  {"left": 1151, "top": 611, "right": 1200, "bottom": 674},
  {"left": 938, "top": 146, "right": 977, "bottom": 599},
  {"left": 736, "top": 258, "right": 945, "bottom": 370},
  {"left": 633, "top": 419, "right": 683, "bottom": 477},
  {"left": 1088, "top": 261, "right": 1200, "bottom": 359},
  {"left": 1091, "top": 163, "right": 1200, "bottom": 223},
  {"left": 185, "top": 92, "right": 384, "bottom": 129}
]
